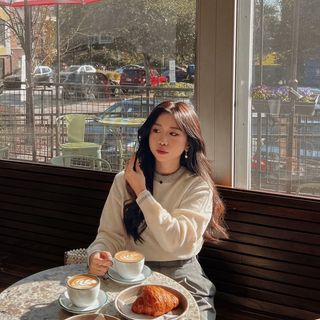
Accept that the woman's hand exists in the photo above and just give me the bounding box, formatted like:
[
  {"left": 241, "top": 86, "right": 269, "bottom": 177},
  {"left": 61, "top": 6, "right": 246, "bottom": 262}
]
[
  {"left": 124, "top": 154, "right": 146, "bottom": 196},
  {"left": 88, "top": 251, "right": 113, "bottom": 276}
]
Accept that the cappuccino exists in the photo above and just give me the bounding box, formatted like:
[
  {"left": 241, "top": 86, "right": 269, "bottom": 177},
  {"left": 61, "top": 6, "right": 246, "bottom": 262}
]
[
  {"left": 68, "top": 274, "right": 99, "bottom": 289},
  {"left": 66, "top": 273, "right": 100, "bottom": 308},
  {"left": 114, "top": 250, "right": 144, "bottom": 263},
  {"left": 113, "top": 250, "right": 145, "bottom": 280}
]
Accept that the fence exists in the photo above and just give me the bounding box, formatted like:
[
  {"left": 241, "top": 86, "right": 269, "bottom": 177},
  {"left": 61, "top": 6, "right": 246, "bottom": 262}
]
[
  {"left": 0, "top": 83, "right": 194, "bottom": 172},
  {"left": 252, "top": 111, "right": 320, "bottom": 196}
]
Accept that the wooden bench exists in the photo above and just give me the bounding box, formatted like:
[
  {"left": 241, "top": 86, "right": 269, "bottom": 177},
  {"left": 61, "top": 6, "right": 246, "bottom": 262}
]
[
  {"left": 0, "top": 160, "right": 114, "bottom": 290},
  {"left": 0, "top": 160, "right": 319, "bottom": 319},
  {"left": 199, "top": 187, "right": 320, "bottom": 320}
]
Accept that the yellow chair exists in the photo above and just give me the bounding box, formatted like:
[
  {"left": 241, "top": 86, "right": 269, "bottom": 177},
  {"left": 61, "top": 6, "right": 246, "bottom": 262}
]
[
  {"left": 56, "top": 114, "right": 102, "bottom": 158},
  {"left": 50, "top": 155, "right": 112, "bottom": 172}
]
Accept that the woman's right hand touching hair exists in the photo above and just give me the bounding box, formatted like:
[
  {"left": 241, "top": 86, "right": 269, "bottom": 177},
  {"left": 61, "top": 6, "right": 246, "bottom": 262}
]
[
  {"left": 124, "top": 154, "right": 146, "bottom": 197},
  {"left": 88, "top": 251, "right": 113, "bottom": 276}
]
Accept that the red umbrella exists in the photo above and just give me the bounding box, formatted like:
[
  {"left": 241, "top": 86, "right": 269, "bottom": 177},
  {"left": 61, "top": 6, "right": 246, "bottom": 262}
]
[{"left": 0, "top": 0, "right": 99, "bottom": 6}]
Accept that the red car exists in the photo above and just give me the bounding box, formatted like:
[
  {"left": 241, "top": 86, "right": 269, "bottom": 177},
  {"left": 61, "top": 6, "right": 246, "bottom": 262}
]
[{"left": 120, "top": 67, "right": 167, "bottom": 87}]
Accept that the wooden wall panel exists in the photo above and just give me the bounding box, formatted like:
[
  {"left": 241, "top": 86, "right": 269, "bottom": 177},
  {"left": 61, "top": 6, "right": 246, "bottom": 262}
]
[
  {"left": 0, "top": 160, "right": 114, "bottom": 270},
  {"left": 0, "top": 161, "right": 319, "bottom": 319},
  {"left": 199, "top": 186, "right": 320, "bottom": 319}
]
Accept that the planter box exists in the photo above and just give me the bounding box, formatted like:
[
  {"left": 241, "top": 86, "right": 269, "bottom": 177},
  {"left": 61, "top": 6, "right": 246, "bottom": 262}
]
[
  {"left": 280, "top": 102, "right": 315, "bottom": 115},
  {"left": 252, "top": 99, "right": 281, "bottom": 114},
  {"left": 295, "top": 102, "right": 315, "bottom": 115},
  {"left": 253, "top": 100, "right": 315, "bottom": 115},
  {"left": 252, "top": 100, "right": 269, "bottom": 113}
]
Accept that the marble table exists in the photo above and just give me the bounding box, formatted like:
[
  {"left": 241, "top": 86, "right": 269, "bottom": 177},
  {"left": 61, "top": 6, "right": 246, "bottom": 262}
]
[{"left": 0, "top": 264, "right": 200, "bottom": 320}]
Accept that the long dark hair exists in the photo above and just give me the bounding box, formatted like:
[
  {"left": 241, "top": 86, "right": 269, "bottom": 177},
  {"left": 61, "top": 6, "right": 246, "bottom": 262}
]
[{"left": 123, "top": 101, "right": 228, "bottom": 242}]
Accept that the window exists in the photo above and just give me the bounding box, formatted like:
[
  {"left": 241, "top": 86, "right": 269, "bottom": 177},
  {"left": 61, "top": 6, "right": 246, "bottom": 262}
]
[
  {"left": 0, "top": 1, "right": 196, "bottom": 173},
  {"left": 235, "top": 0, "right": 320, "bottom": 198}
]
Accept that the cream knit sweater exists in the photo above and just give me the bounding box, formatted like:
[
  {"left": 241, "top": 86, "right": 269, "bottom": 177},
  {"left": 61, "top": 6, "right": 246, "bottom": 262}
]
[{"left": 87, "top": 166, "right": 213, "bottom": 261}]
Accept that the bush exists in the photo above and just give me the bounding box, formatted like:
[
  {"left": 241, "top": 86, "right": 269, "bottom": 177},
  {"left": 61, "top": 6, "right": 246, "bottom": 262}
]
[{"left": 157, "top": 82, "right": 194, "bottom": 97}]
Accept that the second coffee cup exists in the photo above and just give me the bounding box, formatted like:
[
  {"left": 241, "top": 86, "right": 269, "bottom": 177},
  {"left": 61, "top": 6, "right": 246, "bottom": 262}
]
[
  {"left": 66, "top": 273, "right": 100, "bottom": 308},
  {"left": 112, "top": 250, "right": 145, "bottom": 280}
]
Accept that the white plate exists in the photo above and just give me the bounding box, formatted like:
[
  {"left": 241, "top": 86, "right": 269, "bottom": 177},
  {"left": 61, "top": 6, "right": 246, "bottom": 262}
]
[
  {"left": 59, "top": 289, "right": 108, "bottom": 314},
  {"left": 65, "top": 314, "right": 120, "bottom": 320},
  {"left": 114, "top": 284, "right": 189, "bottom": 320},
  {"left": 107, "top": 265, "right": 152, "bottom": 285}
]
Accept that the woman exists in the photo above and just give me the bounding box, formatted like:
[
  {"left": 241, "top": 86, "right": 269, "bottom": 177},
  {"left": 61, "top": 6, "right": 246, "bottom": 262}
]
[{"left": 87, "top": 101, "right": 228, "bottom": 319}]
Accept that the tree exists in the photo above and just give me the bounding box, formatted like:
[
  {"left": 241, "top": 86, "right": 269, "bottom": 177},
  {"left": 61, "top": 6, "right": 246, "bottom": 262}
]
[
  {"left": 269, "top": 0, "right": 320, "bottom": 86},
  {"left": 59, "top": 0, "right": 196, "bottom": 84},
  {"left": 0, "top": 6, "right": 56, "bottom": 70}
]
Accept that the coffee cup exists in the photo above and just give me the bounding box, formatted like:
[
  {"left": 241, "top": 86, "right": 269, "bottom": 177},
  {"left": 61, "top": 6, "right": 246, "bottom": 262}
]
[
  {"left": 66, "top": 273, "right": 100, "bottom": 308},
  {"left": 112, "top": 250, "right": 145, "bottom": 280}
]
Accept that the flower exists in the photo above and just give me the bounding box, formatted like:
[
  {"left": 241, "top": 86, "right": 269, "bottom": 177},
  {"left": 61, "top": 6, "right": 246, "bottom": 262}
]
[{"left": 251, "top": 85, "right": 315, "bottom": 103}]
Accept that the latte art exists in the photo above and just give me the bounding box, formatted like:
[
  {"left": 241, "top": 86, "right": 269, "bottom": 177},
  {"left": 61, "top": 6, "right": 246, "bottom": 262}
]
[
  {"left": 115, "top": 250, "right": 144, "bottom": 263},
  {"left": 68, "top": 274, "right": 98, "bottom": 289}
]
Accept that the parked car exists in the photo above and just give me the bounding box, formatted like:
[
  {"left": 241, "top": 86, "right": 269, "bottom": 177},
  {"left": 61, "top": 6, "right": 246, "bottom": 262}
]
[
  {"left": 60, "top": 64, "right": 96, "bottom": 82},
  {"left": 3, "top": 69, "right": 21, "bottom": 89},
  {"left": 84, "top": 98, "right": 161, "bottom": 168},
  {"left": 162, "top": 66, "right": 188, "bottom": 82},
  {"left": 33, "top": 66, "right": 54, "bottom": 85},
  {"left": 115, "top": 64, "right": 143, "bottom": 74},
  {"left": 3, "top": 66, "right": 54, "bottom": 89},
  {"left": 120, "top": 67, "right": 167, "bottom": 87},
  {"left": 62, "top": 71, "right": 110, "bottom": 100},
  {"left": 85, "top": 97, "right": 158, "bottom": 141},
  {"left": 85, "top": 97, "right": 193, "bottom": 145},
  {"left": 187, "top": 64, "right": 195, "bottom": 78}
]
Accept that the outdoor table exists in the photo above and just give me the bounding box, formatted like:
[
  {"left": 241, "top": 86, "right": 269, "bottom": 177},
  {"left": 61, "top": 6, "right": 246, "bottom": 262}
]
[
  {"left": 0, "top": 263, "right": 200, "bottom": 320},
  {"left": 97, "top": 117, "right": 145, "bottom": 168}
]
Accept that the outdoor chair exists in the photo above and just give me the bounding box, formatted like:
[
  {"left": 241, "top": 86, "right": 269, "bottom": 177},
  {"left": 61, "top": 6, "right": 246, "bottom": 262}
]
[
  {"left": 56, "top": 114, "right": 102, "bottom": 158},
  {"left": 50, "top": 155, "right": 112, "bottom": 172},
  {"left": 0, "top": 145, "right": 9, "bottom": 159},
  {"left": 64, "top": 248, "right": 88, "bottom": 265}
]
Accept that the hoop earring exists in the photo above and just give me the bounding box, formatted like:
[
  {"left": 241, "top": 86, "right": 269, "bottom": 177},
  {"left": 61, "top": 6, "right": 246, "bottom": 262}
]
[{"left": 184, "top": 149, "right": 188, "bottom": 159}]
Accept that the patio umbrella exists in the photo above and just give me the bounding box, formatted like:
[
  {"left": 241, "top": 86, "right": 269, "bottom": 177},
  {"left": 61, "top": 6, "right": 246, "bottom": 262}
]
[
  {"left": 0, "top": 0, "right": 101, "bottom": 161},
  {"left": 0, "top": 0, "right": 99, "bottom": 6}
]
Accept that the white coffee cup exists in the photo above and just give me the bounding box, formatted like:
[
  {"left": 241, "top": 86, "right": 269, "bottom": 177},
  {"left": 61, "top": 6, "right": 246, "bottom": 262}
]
[
  {"left": 112, "top": 250, "right": 145, "bottom": 280},
  {"left": 66, "top": 273, "right": 100, "bottom": 308}
]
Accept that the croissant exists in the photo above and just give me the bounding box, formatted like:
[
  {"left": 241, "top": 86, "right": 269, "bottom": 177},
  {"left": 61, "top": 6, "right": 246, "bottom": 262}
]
[{"left": 132, "top": 285, "right": 180, "bottom": 317}]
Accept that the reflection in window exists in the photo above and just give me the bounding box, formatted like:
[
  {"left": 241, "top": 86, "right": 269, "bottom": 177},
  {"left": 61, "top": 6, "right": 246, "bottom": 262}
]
[{"left": 0, "top": 1, "right": 196, "bottom": 173}]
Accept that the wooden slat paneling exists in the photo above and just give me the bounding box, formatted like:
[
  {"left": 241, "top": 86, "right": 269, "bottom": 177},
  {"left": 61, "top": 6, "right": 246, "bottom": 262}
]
[
  {"left": 199, "top": 186, "right": 320, "bottom": 320},
  {"left": 0, "top": 160, "right": 114, "bottom": 274},
  {"left": 1, "top": 162, "right": 319, "bottom": 320}
]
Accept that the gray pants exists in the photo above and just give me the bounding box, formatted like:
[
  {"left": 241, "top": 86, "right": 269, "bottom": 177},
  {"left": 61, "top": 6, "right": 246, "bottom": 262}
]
[{"left": 146, "top": 257, "right": 216, "bottom": 320}]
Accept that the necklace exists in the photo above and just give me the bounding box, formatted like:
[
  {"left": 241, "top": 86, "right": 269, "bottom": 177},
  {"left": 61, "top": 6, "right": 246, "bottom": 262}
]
[{"left": 154, "top": 166, "right": 185, "bottom": 184}]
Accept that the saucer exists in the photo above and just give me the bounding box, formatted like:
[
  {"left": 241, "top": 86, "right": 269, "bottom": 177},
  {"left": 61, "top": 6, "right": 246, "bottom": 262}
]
[
  {"left": 107, "top": 265, "right": 152, "bottom": 285},
  {"left": 59, "top": 289, "right": 108, "bottom": 314}
]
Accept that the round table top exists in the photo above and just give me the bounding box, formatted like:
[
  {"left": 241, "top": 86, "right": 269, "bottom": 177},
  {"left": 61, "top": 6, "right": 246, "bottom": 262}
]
[
  {"left": 98, "top": 117, "right": 145, "bottom": 127},
  {"left": 0, "top": 264, "right": 200, "bottom": 320}
]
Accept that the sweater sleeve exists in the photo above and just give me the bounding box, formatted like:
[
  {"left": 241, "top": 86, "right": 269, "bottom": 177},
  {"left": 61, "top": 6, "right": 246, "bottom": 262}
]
[
  {"left": 136, "top": 179, "right": 212, "bottom": 255},
  {"left": 87, "top": 173, "right": 127, "bottom": 257}
]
